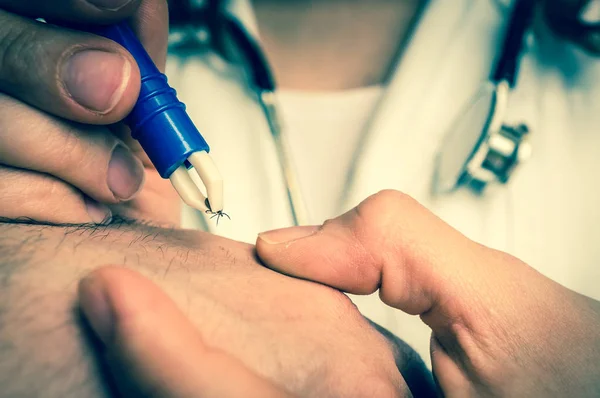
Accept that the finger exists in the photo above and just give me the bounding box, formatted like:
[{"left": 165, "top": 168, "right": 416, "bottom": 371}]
[
  {"left": 255, "top": 190, "right": 545, "bottom": 396},
  {"left": 111, "top": 168, "right": 182, "bottom": 225},
  {"left": 428, "top": 335, "right": 469, "bottom": 397},
  {"left": 0, "top": 0, "right": 169, "bottom": 71},
  {"left": 130, "top": 0, "right": 169, "bottom": 71},
  {"left": 257, "top": 193, "right": 600, "bottom": 398},
  {"left": 78, "top": 267, "right": 292, "bottom": 398},
  {"left": 0, "top": 0, "right": 141, "bottom": 23},
  {"left": 256, "top": 190, "right": 539, "bottom": 325},
  {"left": 0, "top": 94, "right": 145, "bottom": 203},
  {"left": 0, "top": 165, "right": 112, "bottom": 224},
  {"left": 0, "top": 12, "right": 141, "bottom": 124}
]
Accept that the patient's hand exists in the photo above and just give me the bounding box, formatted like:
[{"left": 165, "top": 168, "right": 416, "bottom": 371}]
[
  {"left": 0, "top": 219, "right": 429, "bottom": 398},
  {"left": 78, "top": 266, "right": 292, "bottom": 398}
]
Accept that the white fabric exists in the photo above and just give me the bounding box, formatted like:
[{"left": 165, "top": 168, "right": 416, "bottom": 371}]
[
  {"left": 278, "top": 87, "right": 384, "bottom": 224},
  {"left": 170, "top": 0, "right": 600, "bottom": 365}
]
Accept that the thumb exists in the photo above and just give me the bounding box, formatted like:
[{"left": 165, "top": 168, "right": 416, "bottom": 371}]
[
  {"left": 256, "top": 191, "right": 600, "bottom": 396},
  {"left": 78, "top": 266, "right": 291, "bottom": 398},
  {"left": 257, "top": 190, "right": 494, "bottom": 320}
]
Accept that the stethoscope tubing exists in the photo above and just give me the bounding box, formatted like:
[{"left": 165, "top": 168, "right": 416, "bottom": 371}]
[
  {"left": 173, "top": 0, "right": 535, "bottom": 226},
  {"left": 492, "top": 0, "right": 536, "bottom": 87}
]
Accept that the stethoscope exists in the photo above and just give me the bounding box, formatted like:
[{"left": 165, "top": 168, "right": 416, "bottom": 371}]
[
  {"left": 434, "top": 0, "right": 535, "bottom": 195},
  {"left": 170, "top": 0, "right": 535, "bottom": 226}
]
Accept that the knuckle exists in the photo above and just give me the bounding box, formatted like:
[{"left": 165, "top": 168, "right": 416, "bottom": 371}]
[
  {"left": 0, "top": 166, "right": 80, "bottom": 218},
  {"left": 350, "top": 190, "right": 421, "bottom": 290},
  {"left": 356, "top": 190, "right": 413, "bottom": 225},
  {"left": 51, "top": 126, "right": 80, "bottom": 166},
  {"left": 0, "top": 91, "right": 115, "bottom": 197},
  {"left": 367, "top": 190, "right": 417, "bottom": 214},
  {"left": 355, "top": 189, "right": 420, "bottom": 236},
  {"left": 320, "top": 216, "right": 338, "bottom": 231},
  {"left": 44, "top": 174, "right": 72, "bottom": 197},
  {"left": 41, "top": 121, "right": 113, "bottom": 183},
  {"left": 31, "top": 173, "right": 79, "bottom": 208},
  {"left": 0, "top": 20, "right": 43, "bottom": 88},
  {"left": 51, "top": 124, "right": 96, "bottom": 173}
]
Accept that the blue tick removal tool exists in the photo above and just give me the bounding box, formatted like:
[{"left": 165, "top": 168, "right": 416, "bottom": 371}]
[{"left": 94, "top": 22, "right": 223, "bottom": 214}]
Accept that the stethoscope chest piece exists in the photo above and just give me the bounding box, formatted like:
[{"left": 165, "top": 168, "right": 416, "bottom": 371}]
[
  {"left": 433, "top": 0, "right": 535, "bottom": 195},
  {"left": 433, "top": 80, "right": 532, "bottom": 195}
]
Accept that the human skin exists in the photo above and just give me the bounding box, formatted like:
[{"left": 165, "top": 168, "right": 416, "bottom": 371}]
[
  {"left": 0, "top": 1, "right": 597, "bottom": 396},
  {"left": 1, "top": 1, "right": 598, "bottom": 223},
  {"left": 0, "top": 218, "right": 435, "bottom": 398},
  {"left": 257, "top": 190, "right": 600, "bottom": 397}
]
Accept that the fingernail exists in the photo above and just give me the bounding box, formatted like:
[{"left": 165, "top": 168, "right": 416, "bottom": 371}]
[
  {"left": 63, "top": 50, "right": 130, "bottom": 113},
  {"left": 258, "top": 226, "right": 320, "bottom": 245},
  {"left": 107, "top": 144, "right": 145, "bottom": 201},
  {"left": 79, "top": 274, "right": 114, "bottom": 345},
  {"left": 84, "top": 196, "right": 112, "bottom": 224},
  {"left": 86, "top": 0, "right": 133, "bottom": 11}
]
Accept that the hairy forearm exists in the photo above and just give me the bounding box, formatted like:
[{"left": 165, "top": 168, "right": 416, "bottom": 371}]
[
  {"left": 0, "top": 219, "right": 187, "bottom": 397},
  {"left": 0, "top": 218, "right": 274, "bottom": 397},
  {"left": 0, "top": 220, "right": 422, "bottom": 398}
]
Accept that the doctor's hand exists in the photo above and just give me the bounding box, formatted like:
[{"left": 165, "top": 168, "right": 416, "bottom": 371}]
[
  {"left": 0, "top": 0, "right": 180, "bottom": 225},
  {"left": 257, "top": 190, "right": 600, "bottom": 397}
]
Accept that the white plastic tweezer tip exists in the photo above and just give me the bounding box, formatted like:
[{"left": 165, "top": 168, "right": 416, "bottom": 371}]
[{"left": 169, "top": 151, "right": 224, "bottom": 214}]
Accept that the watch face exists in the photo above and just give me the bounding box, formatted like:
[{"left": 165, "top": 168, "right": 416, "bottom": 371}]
[{"left": 433, "top": 82, "right": 498, "bottom": 194}]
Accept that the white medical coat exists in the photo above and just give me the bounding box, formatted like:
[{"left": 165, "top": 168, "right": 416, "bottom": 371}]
[{"left": 167, "top": 0, "right": 600, "bottom": 362}]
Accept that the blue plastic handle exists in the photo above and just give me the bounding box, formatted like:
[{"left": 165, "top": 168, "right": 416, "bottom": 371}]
[{"left": 93, "top": 22, "right": 210, "bottom": 179}]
